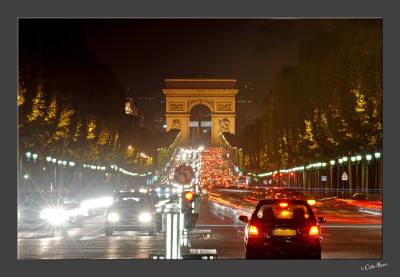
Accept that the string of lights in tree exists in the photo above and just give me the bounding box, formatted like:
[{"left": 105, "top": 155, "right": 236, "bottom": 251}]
[
  {"left": 24, "top": 151, "right": 151, "bottom": 177},
  {"left": 257, "top": 152, "right": 382, "bottom": 177}
]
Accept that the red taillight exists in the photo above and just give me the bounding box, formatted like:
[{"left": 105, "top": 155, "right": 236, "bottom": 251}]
[
  {"left": 249, "top": 225, "right": 259, "bottom": 236},
  {"left": 309, "top": 225, "right": 319, "bottom": 236}
]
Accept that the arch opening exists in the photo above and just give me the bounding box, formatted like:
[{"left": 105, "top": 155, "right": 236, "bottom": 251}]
[{"left": 189, "top": 104, "right": 211, "bottom": 146}]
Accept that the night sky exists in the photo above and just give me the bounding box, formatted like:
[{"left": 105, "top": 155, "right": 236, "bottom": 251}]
[{"left": 19, "top": 19, "right": 348, "bottom": 132}]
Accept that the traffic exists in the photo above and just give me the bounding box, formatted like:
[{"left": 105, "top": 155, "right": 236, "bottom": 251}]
[{"left": 18, "top": 146, "right": 382, "bottom": 259}]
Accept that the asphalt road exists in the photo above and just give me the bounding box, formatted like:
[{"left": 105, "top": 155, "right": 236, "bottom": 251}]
[{"left": 17, "top": 199, "right": 382, "bottom": 260}]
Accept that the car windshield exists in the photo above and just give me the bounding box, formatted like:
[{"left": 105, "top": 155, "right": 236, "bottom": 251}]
[{"left": 111, "top": 198, "right": 152, "bottom": 210}]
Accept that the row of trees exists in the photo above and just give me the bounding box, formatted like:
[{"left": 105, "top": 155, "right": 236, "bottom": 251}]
[
  {"left": 18, "top": 20, "right": 153, "bottom": 172},
  {"left": 242, "top": 20, "right": 382, "bottom": 171},
  {"left": 18, "top": 78, "right": 151, "bottom": 170}
]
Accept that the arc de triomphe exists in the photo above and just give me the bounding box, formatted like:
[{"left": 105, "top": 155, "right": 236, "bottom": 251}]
[{"left": 163, "top": 79, "right": 238, "bottom": 145}]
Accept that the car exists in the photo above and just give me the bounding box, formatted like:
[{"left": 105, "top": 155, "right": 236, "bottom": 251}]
[
  {"left": 239, "top": 199, "right": 326, "bottom": 259},
  {"left": 104, "top": 194, "right": 162, "bottom": 236}
]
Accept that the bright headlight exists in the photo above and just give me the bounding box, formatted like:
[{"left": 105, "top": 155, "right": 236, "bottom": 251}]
[
  {"left": 40, "top": 208, "right": 67, "bottom": 225},
  {"left": 107, "top": 212, "right": 120, "bottom": 222},
  {"left": 138, "top": 212, "right": 152, "bottom": 223}
]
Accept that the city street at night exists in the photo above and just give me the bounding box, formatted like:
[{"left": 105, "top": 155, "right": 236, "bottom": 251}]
[
  {"left": 18, "top": 19, "right": 383, "bottom": 260},
  {"left": 18, "top": 196, "right": 382, "bottom": 259}
]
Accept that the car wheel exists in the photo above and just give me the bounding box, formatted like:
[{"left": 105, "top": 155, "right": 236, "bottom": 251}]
[{"left": 105, "top": 227, "right": 113, "bottom": 236}]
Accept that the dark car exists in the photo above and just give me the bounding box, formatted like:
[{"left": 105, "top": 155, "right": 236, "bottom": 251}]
[
  {"left": 104, "top": 194, "right": 162, "bottom": 236},
  {"left": 239, "top": 199, "right": 326, "bottom": 259}
]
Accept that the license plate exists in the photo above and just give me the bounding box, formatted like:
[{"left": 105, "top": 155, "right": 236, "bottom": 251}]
[{"left": 272, "top": 229, "right": 296, "bottom": 236}]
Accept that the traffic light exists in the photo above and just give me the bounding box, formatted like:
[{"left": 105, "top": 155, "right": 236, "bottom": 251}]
[
  {"left": 181, "top": 191, "right": 198, "bottom": 230},
  {"left": 183, "top": 191, "right": 194, "bottom": 202},
  {"left": 181, "top": 191, "right": 196, "bottom": 213}
]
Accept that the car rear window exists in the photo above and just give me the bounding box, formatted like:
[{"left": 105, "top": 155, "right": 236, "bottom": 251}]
[{"left": 256, "top": 203, "right": 311, "bottom": 221}]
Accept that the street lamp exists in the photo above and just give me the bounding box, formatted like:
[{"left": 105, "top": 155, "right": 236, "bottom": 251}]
[
  {"left": 330, "top": 160, "right": 336, "bottom": 166},
  {"left": 57, "top": 160, "right": 62, "bottom": 165},
  {"left": 351, "top": 156, "right": 356, "bottom": 162},
  {"left": 68, "top": 161, "right": 75, "bottom": 167},
  {"left": 374, "top": 152, "right": 381, "bottom": 159},
  {"left": 52, "top": 158, "right": 57, "bottom": 164},
  {"left": 46, "top": 156, "right": 52, "bottom": 162},
  {"left": 24, "top": 174, "right": 29, "bottom": 179},
  {"left": 338, "top": 158, "right": 343, "bottom": 164},
  {"left": 356, "top": 155, "right": 362, "bottom": 161},
  {"left": 342, "top": 157, "right": 348, "bottom": 162},
  {"left": 366, "top": 154, "right": 372, "bottom": 161},
  {"left": 32, "top": 153, "right": 38, "bottom": 161},
  {"left": 25, "top": 152, "right": 32, "bottom": 160}
]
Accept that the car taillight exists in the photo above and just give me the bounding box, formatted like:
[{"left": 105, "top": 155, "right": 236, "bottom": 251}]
[
  {"left": 249, "top": 225, "right": 259, "bottom": 236},
  {"left": 309, "top": 225, "right": 320, "bottom": 236}
]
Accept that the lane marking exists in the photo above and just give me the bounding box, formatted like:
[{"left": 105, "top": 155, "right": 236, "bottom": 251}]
[{"left": 80, "top": 234, "right": 105, "bottom": 241}]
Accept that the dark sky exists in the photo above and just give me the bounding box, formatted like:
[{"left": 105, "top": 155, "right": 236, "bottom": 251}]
[
  {"left": 20, "top": 19, "right": 345, "bottom": 133},
  {"left": 80, "top": 19, "right": 322, "bottom": 98}
]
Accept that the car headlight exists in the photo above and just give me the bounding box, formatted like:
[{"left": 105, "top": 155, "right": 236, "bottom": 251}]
[
  {"left": 138, "top": 212, "right": 152, "bottom": 223},
  {"left": 107, "top": 212, "right": 120, "bottom": 222},
  {"left": 40, "top": 208, "right": 67, "bottom": 225}
]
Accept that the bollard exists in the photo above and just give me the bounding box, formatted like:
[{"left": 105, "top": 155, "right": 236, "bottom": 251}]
[{"left": 164, "top": 203, "right": 181, "bottom": 259}]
